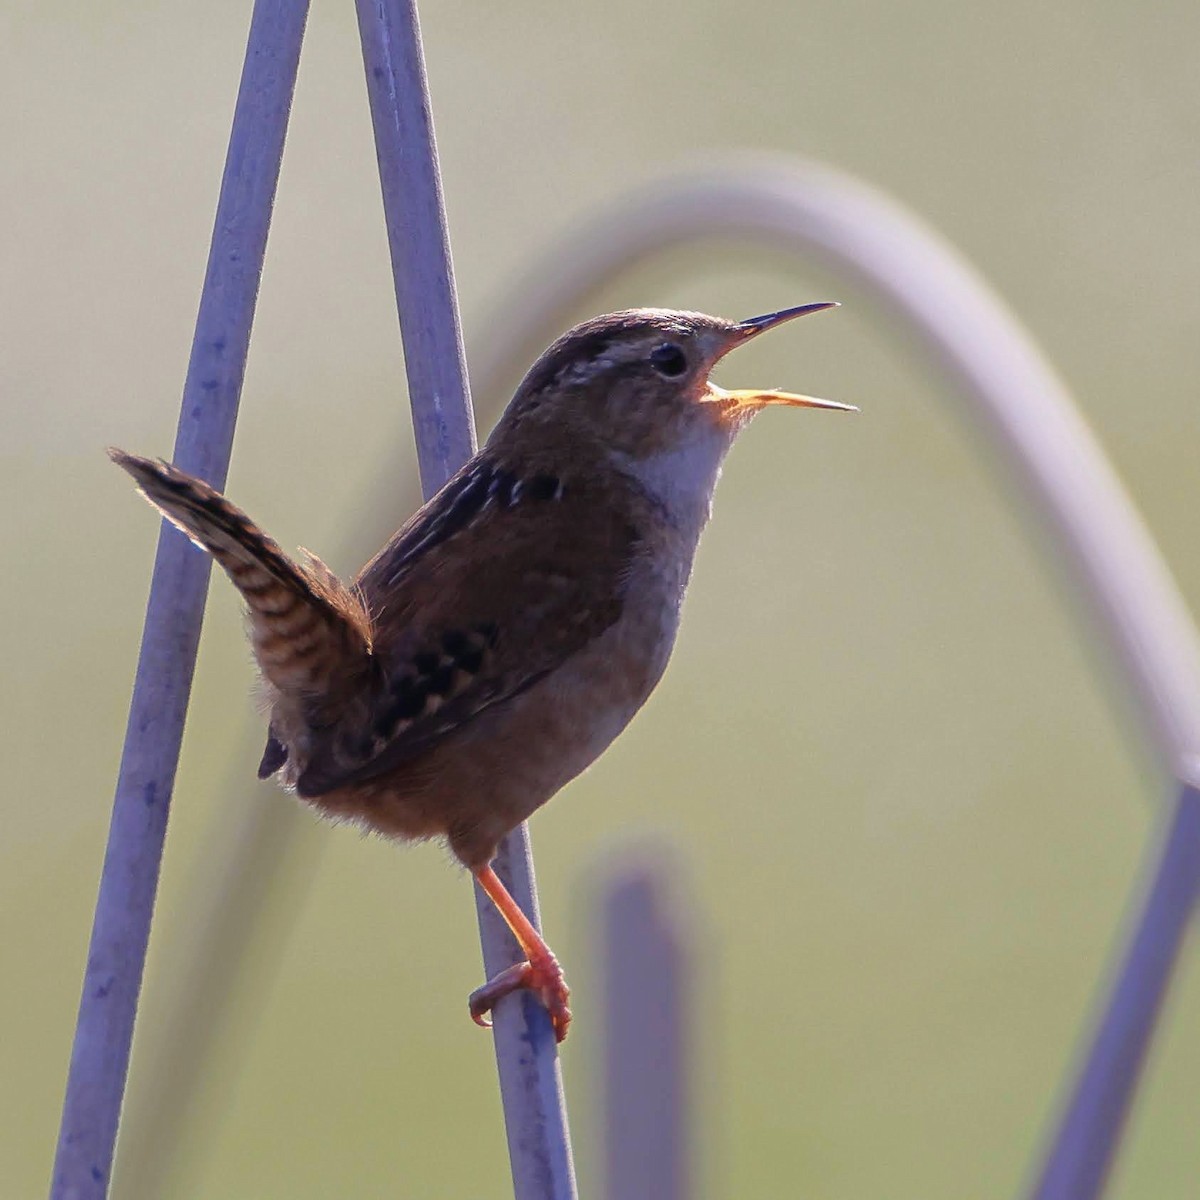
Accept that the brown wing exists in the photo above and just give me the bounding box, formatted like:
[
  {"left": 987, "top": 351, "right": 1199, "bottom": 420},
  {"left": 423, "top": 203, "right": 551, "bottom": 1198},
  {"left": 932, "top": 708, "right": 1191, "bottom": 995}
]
[{"left": 294, "top": 456, "right": 641, "bottom": 796}]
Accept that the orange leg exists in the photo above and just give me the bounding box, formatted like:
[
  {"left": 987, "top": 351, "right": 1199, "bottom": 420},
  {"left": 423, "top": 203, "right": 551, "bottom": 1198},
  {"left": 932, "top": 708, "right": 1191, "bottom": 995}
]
[{"left": 468, "top": 865, "right": 572, "bottom": 1043}]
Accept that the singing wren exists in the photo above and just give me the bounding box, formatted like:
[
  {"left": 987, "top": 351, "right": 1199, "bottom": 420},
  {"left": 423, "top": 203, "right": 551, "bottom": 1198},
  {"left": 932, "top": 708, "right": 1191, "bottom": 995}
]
[{"left": 111, "top": 303, "right": 853, "bottom": 1042}]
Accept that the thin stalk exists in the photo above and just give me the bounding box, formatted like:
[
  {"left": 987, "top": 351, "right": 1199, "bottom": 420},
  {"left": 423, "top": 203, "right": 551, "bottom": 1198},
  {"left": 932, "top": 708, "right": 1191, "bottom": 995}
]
[
  {"left": 353, "top": 1, "right": 577, "bottom": 1196},
  {"left": 1030, "top": 781, "right": 1200, "bottom": 1200},
  {"left": 113, "top": 796, "right": 323, "bottom": 1198},
  {"left": 601, "top": 854, "right": 692, "bottom": 1200},
  {"left": 49, "top": 0, "right": 309, "bottom": 1196}
]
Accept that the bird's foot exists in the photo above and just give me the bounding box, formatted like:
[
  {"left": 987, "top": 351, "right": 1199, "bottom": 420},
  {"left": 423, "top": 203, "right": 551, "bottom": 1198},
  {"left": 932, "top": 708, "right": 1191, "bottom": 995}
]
[{"left": 469, "top": 953, "right": 572, "bottom": 1043}]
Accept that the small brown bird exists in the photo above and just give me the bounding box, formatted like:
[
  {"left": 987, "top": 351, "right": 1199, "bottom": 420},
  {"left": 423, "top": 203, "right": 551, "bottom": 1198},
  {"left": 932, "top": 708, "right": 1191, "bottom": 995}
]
[{"left": 112, "top": 304, "right": 853, "bottom": 1042}]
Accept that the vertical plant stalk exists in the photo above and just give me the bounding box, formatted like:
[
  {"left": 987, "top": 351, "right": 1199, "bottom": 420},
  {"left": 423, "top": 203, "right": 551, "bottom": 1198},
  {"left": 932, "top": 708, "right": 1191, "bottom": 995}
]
[
  {"left": 353, "top": 2, "right": 577, "bottom": 1197},
  {"left": 602, "top": 854, "right": 692, "bottom": 1200},
  {"left": 48, "top": 1, "right": 310, "bottom": 1196},
  {"left": 112, "top": 797, "right": 323, "bottom": 1198}
]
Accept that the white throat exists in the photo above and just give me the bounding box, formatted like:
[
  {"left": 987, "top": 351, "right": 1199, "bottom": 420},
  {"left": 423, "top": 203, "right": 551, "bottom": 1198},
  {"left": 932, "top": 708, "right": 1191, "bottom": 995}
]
[{"left": 611, "top": 421, "right": 736, "bottom": 544}]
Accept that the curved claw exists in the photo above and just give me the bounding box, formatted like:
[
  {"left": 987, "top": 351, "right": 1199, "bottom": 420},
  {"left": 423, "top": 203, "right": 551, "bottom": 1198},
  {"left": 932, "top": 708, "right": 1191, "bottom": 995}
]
[
  {"left": 468, "top": 956, "right": 572, "bottom": 1043},
  {"left": 469, "top": 961, "right": 531, "bottom": 1028}
]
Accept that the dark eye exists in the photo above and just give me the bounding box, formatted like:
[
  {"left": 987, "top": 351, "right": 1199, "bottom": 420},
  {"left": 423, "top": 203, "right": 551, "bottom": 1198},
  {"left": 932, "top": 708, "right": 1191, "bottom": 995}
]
[{"left": 648, "top": 342, "right": 688, "bottom": 378}]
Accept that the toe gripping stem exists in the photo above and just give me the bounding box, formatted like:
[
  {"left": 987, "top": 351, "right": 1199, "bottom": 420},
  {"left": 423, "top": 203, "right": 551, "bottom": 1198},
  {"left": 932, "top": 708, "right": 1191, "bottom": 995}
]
[{"left": 471, "top": 866, "right": 572, "bottom": 1042}]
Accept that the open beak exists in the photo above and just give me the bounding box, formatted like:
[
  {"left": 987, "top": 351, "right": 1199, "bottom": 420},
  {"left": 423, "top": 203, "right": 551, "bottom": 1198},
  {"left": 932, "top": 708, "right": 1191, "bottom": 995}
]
[
  {"left": 737, "top": 301, "right": 840, "bottom": 338},
  {"left": 710, "top": 384, "right": 857, "bottom": 414},
  {"left": 709, "top": 301, "right": 857, "bottom": 415}
]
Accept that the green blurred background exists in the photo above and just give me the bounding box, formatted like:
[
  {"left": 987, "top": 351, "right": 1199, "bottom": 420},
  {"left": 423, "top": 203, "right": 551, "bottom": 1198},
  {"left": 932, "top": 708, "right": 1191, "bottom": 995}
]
[{"left": 4, "top": 1, "right": 1199, "bottom": 1196}]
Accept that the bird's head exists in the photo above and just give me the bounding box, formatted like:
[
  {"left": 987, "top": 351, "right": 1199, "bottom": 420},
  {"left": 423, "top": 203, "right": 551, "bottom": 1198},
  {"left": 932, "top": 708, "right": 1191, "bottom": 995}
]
[{"left": 492, "top": 304, "right": 853, "bottom": 465}]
